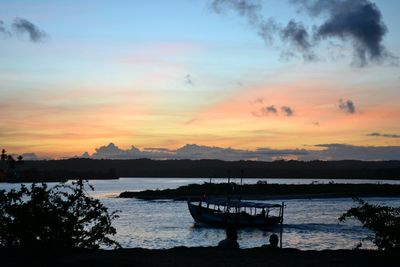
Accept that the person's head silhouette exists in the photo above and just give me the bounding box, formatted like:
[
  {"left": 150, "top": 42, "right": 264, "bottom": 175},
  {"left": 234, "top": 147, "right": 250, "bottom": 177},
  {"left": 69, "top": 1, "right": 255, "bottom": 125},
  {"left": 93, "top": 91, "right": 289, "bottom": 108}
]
[
  {"left": 269, "top": 234, "right": 279, "bottom": 247},
  {"left": 218, "top": 226, "right": 239, "bottom": 249}
]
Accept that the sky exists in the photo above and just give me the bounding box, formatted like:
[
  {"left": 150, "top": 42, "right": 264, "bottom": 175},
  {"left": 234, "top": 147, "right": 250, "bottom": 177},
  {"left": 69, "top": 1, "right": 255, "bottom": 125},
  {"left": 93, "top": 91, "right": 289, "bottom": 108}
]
[{"left": 0, "top": 0, "right": 400, "bottom": 160}]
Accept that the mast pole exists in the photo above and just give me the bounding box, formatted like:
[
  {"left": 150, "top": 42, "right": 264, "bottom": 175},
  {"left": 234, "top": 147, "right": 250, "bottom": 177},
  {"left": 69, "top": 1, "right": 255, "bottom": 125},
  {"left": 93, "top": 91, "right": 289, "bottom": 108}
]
[{"left": 280, "top": 201, "right": 284, "bottom": 248}]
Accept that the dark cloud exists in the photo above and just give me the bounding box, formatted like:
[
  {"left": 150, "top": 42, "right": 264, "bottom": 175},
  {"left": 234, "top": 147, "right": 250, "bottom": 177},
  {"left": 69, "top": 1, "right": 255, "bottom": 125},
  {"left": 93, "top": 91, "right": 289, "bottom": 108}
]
[
  {"left": 265, "top": 105, "right": 277, "bottom": 113},
  {"left": 12, "top": 18, "right": 46, "bottom": 42},
  {"left": 291, "top": 0, "right": 393, "bottom": 66},
  {"left": 338, "top": 99, "right": 355, "bottom": 114},
  {"left": 280, "top": 20, "right": 317, "bottom": 61},
  {"left": 185, "top": 74, "right": 194, "bottom": 86},
  {"left": 281, "top": 106, "right": 294, "bottom": 116},
  {"left": 367, "top": 132, "right": 400, "bottom": 138},
  {"left": 210, "top": 0, "right": 395, "bottom": 66},
  {"left": 252, "top": 104, "right": 295, "bottom": 117},
  {"left": 252, "top": 105, "right": 277, "bottom": 117}
]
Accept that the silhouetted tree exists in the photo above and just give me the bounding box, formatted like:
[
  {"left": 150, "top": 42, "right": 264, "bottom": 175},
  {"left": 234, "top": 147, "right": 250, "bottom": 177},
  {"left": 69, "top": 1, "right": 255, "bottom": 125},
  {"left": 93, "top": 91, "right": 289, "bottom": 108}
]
[
  {"left": 0, "top": 180, "right": 120, "bottom": 249},
  {"left": 0, "top": 149, "right": 23, "bottom": 180},
  {"left": 339, "top": 198, "right": 400, "bottom": 251},
  {"left": 0, "top": 149, "right": 7, "bottom": 161}
]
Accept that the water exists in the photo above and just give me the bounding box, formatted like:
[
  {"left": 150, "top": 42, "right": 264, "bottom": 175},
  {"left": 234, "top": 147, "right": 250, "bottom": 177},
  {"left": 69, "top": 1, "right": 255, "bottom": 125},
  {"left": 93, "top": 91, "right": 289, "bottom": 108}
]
[{"left": 1, "top": 177, "right": 400, "bottom": 250}]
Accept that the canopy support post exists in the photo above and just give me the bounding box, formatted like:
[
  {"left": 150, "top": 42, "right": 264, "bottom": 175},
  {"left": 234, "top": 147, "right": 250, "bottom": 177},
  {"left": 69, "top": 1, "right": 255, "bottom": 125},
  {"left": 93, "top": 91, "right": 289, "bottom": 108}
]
[{"left": 280, "top": 202, "right": 284, "bottom": 248}]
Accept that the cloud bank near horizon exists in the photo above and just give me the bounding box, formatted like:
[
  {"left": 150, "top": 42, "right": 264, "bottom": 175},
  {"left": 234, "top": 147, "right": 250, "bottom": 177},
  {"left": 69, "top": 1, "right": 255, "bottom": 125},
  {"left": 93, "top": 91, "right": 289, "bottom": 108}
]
[{"left": 57, "top": 142, "right": 400, "bottom": 161}]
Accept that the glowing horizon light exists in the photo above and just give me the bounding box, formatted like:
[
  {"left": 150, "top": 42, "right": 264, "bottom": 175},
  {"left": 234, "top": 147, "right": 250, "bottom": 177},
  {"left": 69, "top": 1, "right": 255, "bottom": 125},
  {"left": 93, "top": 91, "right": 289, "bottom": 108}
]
[{"left": 0, "top": 0, "right": 399, "bottom": 160}]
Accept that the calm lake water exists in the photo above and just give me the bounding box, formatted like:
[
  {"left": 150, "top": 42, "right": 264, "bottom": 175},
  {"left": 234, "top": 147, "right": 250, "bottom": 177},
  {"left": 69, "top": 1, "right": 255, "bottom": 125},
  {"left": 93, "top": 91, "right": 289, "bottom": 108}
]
[{"left": 1, "top": 177, "right": 400, "bottom": 250}]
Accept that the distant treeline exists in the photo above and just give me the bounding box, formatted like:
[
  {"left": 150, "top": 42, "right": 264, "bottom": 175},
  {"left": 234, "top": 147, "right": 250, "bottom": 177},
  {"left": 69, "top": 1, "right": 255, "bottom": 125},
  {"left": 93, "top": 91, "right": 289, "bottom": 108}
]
[{"left": 1, "top": 158, "right": 400, "bottom": 182}]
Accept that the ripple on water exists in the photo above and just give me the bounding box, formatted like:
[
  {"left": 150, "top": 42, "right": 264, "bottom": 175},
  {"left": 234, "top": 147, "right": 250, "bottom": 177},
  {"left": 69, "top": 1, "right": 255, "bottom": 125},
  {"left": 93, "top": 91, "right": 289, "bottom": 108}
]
[
  {"left": 1, "top": 178, "right": 399, "bottom": 250},
  {"left": 102, "top": 197, "right": 398, "bottom": 250}
]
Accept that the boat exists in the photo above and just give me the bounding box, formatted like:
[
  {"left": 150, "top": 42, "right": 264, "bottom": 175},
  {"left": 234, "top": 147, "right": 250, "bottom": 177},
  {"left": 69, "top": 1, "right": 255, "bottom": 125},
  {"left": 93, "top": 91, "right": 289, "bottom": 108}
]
[{"left": 188, "top": 197, "right": 284, "bottom": 228}]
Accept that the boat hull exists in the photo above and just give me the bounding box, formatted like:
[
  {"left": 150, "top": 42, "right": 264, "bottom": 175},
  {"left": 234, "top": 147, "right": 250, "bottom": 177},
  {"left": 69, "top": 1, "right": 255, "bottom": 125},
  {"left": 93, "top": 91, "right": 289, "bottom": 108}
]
[{"left": 188, "top": 202, "right": 282, "bottom": 228}]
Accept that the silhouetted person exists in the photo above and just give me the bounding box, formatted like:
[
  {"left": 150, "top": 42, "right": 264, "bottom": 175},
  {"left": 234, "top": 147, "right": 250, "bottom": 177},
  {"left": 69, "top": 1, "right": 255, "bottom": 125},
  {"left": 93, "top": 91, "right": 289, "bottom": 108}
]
[
  {"left": 218, "top": 226, "right": 239, "bottom": 249},
  {"left": 262, "top": 234, "right": 279, "bottom": 249}
]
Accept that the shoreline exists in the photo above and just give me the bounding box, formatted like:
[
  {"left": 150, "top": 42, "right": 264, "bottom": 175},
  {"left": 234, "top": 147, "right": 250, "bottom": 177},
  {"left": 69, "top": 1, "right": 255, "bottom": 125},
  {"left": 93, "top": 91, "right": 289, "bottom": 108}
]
[
  {"left": 172, "top": 192, "right": 400, "bottom": 201},
  {"left": 2, "top": 159, "right": 399, "bottom": 182},
  {"left": 119, "top": 183, "right": 400, "bottom": 200},
  {"left": 1, "top": 247, "right": 398, "bottom": 267},
  {"left": 2, "top": 176, "right": 400, "bottom": 184}
]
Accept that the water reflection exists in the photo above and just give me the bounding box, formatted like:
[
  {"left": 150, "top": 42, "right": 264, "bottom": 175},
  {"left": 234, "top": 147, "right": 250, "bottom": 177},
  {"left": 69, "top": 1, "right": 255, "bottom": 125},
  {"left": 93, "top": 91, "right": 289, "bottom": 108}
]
[
  {"left": 1, "top": 178, "right": 399, "bottom": 250},
  {"left": 101, "top": 195, "right": 399, "bottom": 250}
]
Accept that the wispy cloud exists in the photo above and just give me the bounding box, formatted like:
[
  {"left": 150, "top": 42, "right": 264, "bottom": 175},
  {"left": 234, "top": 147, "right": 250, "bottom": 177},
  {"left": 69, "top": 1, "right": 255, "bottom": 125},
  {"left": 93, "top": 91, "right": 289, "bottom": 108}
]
[
  {"left": 211, "top": 0, "right": 263, "bottom": 26},
  {"left": 0, "top": 20, "right": 11, "bottom": 36},
  {"left": 185, "top": 74, "right": 194, "bottom": 86},
  {"left": 250, "top": 97, "right": 264, "bottom": 105},
  {"left": 12, "top": 18, "right": 46, "bottom": 42},
  {"left": 184, "top": 118, "right": 197, "bottom": 125},
  {"left": 0, "top": 18, "right": 46, "bottom": 42},
  {"left": 280, "top": 20, "right": 316, "bottom": 61},
  {"left": 367, "top": 132, "right": 400, "bottom": 138}
]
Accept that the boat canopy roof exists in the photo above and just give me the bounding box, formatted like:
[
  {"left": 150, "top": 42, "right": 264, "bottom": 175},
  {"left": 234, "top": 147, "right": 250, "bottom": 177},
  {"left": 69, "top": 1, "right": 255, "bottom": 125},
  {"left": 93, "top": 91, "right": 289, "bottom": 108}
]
[{"left": 203, "top": 198, "right": 282, "bottom": 209}]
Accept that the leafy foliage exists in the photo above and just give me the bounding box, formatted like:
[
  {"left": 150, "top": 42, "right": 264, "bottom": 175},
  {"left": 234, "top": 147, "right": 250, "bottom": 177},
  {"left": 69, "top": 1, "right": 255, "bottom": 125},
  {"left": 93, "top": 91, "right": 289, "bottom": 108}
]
[
  {"left": 339, "top": 198, "right": 400, "bottom": 251},
  {"left": 0, "top": 180, "right": 120, "bottom": 249}
]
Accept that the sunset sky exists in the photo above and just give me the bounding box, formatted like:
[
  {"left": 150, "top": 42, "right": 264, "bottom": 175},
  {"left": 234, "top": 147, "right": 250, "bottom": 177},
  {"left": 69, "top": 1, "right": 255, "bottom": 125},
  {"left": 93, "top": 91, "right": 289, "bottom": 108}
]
[{"left": 1, "top": 0, "right": 399, "bottom": 159}]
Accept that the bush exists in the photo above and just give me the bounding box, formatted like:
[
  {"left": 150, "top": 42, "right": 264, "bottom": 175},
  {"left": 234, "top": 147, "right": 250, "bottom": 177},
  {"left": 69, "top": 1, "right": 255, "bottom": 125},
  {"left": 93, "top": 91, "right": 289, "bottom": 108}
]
[
  {"left": 0, "top": 180, "right": 120, "bottom": 249},
  {"left": 339, "top": 198, "right": 400, "bottom": 251}
]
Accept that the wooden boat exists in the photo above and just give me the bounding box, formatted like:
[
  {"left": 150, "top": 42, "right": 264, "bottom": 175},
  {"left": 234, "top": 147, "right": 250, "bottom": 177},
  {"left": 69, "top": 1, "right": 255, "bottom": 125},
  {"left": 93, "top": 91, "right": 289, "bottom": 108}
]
[{"left": 188, "top": 197, "right": 284, "bottom": 228}]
